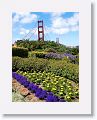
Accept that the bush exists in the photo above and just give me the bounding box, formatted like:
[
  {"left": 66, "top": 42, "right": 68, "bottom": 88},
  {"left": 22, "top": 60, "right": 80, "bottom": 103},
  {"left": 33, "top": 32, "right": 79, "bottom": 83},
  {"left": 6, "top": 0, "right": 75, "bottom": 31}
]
[
  {"left": 35, "top": 52, "right": 46, "bottom": 58},
  {"left": 44, "top": 48, "right": 57, "bottom": 53},
  {"left": 12, "top": 57, "right": 22, "bottom": 71},
  {"left": 12, "top": 57, "right": 49, "bottom": 72},
  {"left": 28, "top": 51, "right": 47, "bottom": 58},
  {"left": 12, "top": 57, "right": 79, "bottom": 82},
  {"left": 62, "top": 64, "right": 79, "bottom": 83},
  {"left": 12, "top": 47, "right": 28, "bottom": 58},
  {"left": 46, "top": 59, "right": 79, "bottom": 83}
]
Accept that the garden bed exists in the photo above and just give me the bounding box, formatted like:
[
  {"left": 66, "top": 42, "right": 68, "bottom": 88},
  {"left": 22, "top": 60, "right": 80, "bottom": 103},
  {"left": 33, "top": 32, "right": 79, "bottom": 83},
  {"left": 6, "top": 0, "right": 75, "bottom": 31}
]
[
  {"left": 12, "top": 79, "right": 45, "bottom": 102},
  {"left": 12, "top": 72, "right": 79, "bottom": 102}
]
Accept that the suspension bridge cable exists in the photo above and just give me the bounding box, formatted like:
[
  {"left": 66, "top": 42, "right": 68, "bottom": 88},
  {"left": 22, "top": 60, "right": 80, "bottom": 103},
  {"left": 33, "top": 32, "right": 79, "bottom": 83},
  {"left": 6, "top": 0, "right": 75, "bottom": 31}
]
[
  {"left": 22, "top": 22, "right": 37, "bottom": 40},
  {"left": 28, "top": 27, "right": 38, "bottom": 40}
]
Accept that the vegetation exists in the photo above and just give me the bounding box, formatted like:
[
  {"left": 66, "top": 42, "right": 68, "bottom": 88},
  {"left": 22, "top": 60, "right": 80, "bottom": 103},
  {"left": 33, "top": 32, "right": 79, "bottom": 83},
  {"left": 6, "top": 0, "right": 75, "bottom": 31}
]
[
  {"left": 12, "top": 47, "right": 28, "bottom": 58},
  {"left": 16, "top": 71, "right": 79, "bottom": 102},
  {"left": 12, "top": 57, "right": 79, "bottom": 83},
  {"left": 12, "top": 40, "right": 79, "bottom": 102},
  {"left": 15, "top": 40, "right": 79, "bottom": 54}
]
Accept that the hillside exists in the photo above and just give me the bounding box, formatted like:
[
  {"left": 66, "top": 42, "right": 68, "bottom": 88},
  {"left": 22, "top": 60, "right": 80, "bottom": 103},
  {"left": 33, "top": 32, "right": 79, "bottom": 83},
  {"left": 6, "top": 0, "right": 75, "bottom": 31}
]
[{"left": 13, "top": 40, "right": 79, "bottom": 55}]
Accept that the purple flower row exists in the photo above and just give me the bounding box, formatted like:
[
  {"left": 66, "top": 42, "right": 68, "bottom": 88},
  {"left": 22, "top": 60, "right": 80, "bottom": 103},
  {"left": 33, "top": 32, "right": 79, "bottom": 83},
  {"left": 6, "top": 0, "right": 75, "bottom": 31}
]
[
  {"left": 45, "top": 52, "right": 77, "bottom": 60},
  {"left": 12, "top": 72, "right": 66, "bottom": 102}
]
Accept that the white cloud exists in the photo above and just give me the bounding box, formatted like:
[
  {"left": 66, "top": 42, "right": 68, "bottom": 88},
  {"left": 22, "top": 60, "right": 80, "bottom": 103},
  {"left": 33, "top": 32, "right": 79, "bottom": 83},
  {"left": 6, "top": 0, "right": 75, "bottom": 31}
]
[
  {"left": 68, "top": 13, "right": 79, "bottom": 26},
  {"left": 20, "top": 13, "right": 37, "bottom": 23},
  {"left": 52, "top": 17, "right": 66, "bottom": 28},
  {"left": 52, "top": 13, "right": 79, "bottom": 28},
  {"left": 44, "top": 26, "right": 69, "bottom": 36},
  {"left": 50, "top": 12, "right": 79, "bottom": 35},
  {"left": 52, "top": 27, "right": 69, "bottom": 35},
  {"left": 51, "top": 12, "right": 64, "bottom": 17},
  {"left": 44, "top": 26, "right": 52, "bottom": 34},
  {"left": 20, "top": 28, "right": 30, "bottom": 35},
  {"left": 13, "top": 12, "right": 38, "bottom": 24}
]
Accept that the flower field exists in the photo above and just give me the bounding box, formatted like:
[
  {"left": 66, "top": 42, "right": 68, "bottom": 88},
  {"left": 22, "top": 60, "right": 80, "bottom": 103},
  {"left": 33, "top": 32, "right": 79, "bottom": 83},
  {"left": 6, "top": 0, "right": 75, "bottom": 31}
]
[
  {"left": 12, "top": 40, "right": 79, "bottom": 102},
  {"left": 12, "top": 72, "right": 66, "bottom": 102}
]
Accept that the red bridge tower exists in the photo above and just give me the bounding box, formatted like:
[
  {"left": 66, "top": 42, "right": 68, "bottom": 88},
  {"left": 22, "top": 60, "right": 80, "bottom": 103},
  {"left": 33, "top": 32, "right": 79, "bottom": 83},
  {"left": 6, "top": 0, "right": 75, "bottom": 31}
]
[{"left": 38, "top": 20, "right": 44, "bottom": 41}]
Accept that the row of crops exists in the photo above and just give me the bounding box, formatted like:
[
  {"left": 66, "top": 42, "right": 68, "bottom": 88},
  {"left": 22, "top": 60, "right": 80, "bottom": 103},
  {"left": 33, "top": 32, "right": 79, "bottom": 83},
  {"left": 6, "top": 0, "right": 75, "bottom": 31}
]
[
  {"left": 13, "top": 72, "right": 66, "bottom": 102},
  {"left": 13, "top": 70, "right": 79, "bottom": 102}
]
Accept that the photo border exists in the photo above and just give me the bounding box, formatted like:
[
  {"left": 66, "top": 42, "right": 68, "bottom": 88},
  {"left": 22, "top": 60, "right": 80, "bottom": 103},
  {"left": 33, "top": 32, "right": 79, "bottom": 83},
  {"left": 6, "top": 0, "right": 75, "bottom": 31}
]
[{"left": 0, "top": 0, "right": 91, "bottom": 114}]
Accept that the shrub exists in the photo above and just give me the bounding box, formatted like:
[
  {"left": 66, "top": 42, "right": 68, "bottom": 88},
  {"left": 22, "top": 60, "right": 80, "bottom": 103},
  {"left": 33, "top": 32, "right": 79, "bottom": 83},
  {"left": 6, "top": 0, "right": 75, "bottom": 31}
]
[
  {"left": 28, "top": 51, "right": 47, "bottom": 58},
  {"left": 12, "top": 57, "right": 79, "bottom": 82},
  {"left": 62, "top": 64, "right": 79, "bottom": 83},
  {"left": 12, "top": 47, "right": 28, "bottom": 58},
  {"left": 35, "top": 52, "right": 46, "bottom": 58},
  {"left": 12, "top": 57, "right": 49, "bottom": 72},
  {"left": 46, "top": 59, "right": 79, "bottom": 83},
  {"left": 44, "top": 48, "right": 57, "bottom": 53},
  {"left": 28, "top": 52, "right": 36, "bottom": 58},
  {"left": 12, "top": 57, "right": 22, "bottom": 71}
]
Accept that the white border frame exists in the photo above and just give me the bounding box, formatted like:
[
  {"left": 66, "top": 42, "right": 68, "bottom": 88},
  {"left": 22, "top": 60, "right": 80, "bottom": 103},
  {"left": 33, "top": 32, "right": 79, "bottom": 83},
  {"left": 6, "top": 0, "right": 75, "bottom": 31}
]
[{"left": 0, "top": 0, "right": 91, "bottom": 114}]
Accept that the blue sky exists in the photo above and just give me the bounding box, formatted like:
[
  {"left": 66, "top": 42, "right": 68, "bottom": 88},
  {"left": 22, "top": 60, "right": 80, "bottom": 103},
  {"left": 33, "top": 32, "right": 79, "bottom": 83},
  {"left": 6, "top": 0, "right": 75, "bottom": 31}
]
[{"left": 12, "top": 12, "right": 79, "bottom": 46}]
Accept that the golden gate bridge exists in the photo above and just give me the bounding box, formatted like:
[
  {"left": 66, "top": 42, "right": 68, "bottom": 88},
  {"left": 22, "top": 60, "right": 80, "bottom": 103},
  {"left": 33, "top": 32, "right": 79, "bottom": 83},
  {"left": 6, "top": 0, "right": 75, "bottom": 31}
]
[{"left": 21, "top": 20, "right": 59, "bottom": 43}]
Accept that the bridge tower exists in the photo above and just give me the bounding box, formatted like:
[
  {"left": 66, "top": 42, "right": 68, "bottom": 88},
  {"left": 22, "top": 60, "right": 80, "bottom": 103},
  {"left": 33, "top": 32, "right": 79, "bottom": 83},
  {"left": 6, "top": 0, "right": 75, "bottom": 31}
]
[{"left": 38, "top": 20, "right": 44, "bottom": 41}]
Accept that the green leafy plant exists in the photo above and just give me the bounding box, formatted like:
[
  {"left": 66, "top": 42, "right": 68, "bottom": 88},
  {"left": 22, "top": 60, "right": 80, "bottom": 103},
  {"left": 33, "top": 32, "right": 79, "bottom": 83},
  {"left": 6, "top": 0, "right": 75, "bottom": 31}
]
[
  {"left": 12, "top": 47, "right": 28, "bottom": 58},
  {"left": 44, "top": 48, "right": 57, "bottom": 53},
  {"left": 12, "top": 57, "right": 49, "bottom": 72},
  {"left": 12, "top": 57, "right": 79, "bottom": 82}
]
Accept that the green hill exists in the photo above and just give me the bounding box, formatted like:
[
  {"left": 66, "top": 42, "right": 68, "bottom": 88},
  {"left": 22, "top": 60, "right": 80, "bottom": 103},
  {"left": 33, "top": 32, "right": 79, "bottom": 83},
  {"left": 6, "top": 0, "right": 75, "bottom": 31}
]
[{"left": 14, "top": 40, "right": 79, "bottom": 55}]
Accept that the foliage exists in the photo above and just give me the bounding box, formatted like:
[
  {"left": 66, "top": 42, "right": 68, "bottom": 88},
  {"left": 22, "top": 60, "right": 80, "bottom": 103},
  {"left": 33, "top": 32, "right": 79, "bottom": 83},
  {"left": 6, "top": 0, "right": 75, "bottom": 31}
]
[
  {"left": 28, "top": 51, "right": 47, "bottom": 58},
  {"left": 12, "top": 57, "right": 22, "bottom": 71},
  {"left": 70, "top": 47, "right": 79, "bottom": 55},
  {"left": 12, "top": 40, "right": 79, "bottom": 102},
  {"left": 12, "top": 57, "right": 79, "bottom": 82},
  {"left": 12, "top": 47, "right": 28, "bottom": 58},
  {"left": 65, "top": 47, "right": 79, "bottom": 55},
  {"left": 15, "top": 40, "right": 79, "bottom": 55},
  {"left": 44, "top": 48, "right": 57, "bottom": 53},
  {"left": 12, "top": 57, "right": 49, "bottom": 73},
  {"left": 46, "top": 59, "right": 79, "bottom": 83},
  {"left": 54, "top": 45, "right": 67, "bottom": 53},
  {"left": 28, "top": 51, "right": 78, "bottom": 65},
  {"left": 15, "top": 71, "right": 79, "bottom": 102}
]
